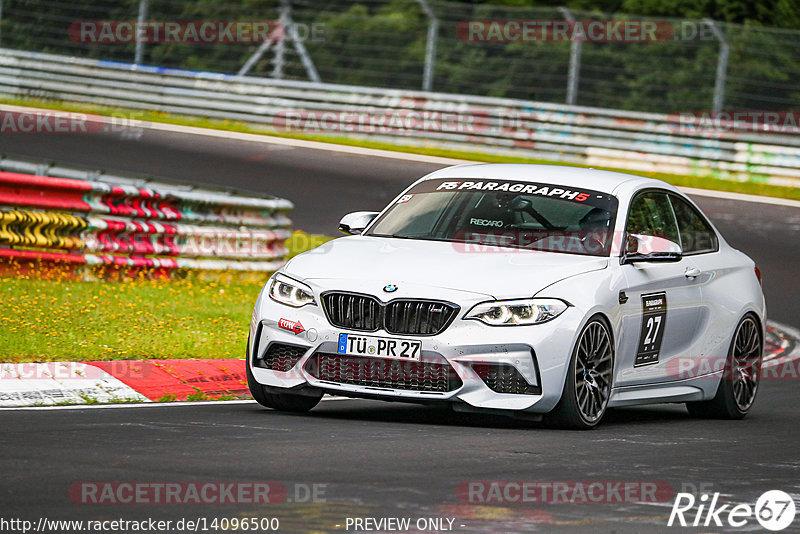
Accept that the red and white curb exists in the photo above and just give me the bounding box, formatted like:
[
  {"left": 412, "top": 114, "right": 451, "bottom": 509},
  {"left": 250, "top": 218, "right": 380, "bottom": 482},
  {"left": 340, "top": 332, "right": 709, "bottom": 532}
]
[
  {"left": 0, "top": 362, "right": 149, "bottom": 406},
  {"left": 1, "top": 322, "right": 797, "bottom": 408},
  {"left": 763, "top": 321, "right": 800, "bottom": 373},
  {"left": 0, "top": 359, "right": 247, "bottom": 407}
]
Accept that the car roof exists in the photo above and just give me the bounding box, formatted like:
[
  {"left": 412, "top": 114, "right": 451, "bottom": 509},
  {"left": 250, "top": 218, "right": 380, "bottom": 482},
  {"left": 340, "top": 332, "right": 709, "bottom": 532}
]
[{"left": 421, "top": 163, "right": 676, "bottom": 196}]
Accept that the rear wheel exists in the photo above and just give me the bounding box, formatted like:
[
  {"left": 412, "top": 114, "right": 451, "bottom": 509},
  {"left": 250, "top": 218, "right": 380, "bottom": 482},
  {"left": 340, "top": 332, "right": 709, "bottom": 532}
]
[
  {"left": 545, "top": 317, "right": 614, "bottom": 430},
  {"left": 686, "top": 314, "right": 762, "bottom": 419},
  {"left": 246, "top": 337, "right": 322, "bottom": 413}
]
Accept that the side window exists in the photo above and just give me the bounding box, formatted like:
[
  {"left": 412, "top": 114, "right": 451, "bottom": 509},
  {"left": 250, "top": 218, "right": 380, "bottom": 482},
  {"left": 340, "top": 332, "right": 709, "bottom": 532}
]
[
  {"left": 669, "top": 195, "right": 719, "bottom": 254},
  {"left": 626, "top": 191, "right": 680, "bottom": 244}
]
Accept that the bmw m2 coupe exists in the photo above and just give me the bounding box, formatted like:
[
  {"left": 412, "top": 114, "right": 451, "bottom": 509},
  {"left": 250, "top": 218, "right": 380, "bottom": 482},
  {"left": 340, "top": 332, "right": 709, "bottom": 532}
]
[{"left": 247, "top": 164, "right": 765, "bottom": 429}]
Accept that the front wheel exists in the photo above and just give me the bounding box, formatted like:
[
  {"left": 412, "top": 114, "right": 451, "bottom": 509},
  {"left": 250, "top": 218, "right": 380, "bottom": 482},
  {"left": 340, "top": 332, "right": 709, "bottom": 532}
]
[
  {"left": 686, "top": 314, "right": 762, "bottom": 419},
  {"left": 545, "top": 316, "right": 614, "bottom": 430},
  {"left": 246, "top": 337, "right": 323, "bottom": 413}
]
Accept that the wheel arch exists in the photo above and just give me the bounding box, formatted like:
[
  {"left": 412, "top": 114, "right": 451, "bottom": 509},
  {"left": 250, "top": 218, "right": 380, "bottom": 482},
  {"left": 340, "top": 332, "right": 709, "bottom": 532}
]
[{"left": 552, "top": 309, "right": 617, "bottom": 406}]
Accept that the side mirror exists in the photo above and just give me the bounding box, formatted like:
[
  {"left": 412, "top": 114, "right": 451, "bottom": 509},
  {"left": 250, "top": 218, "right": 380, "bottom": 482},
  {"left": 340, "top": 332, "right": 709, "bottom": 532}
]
[
  {"left": 621, "top": 233, "right": 682, "bottom": 264},
  {"left": 338, "top": 211, "right": 379, "bottom": 235}
]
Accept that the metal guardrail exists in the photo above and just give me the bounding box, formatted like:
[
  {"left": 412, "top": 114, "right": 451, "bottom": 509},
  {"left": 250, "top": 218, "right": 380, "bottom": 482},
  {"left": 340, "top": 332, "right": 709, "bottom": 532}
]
[
  {"left": 3, "top": 0, "right": 799, "bottom": 113},
  {"left": 0, "top": 48, "right": 799, "bottom": 187},
  {"left": 0, "top": 156, "right": 294, "bottom": 273}
]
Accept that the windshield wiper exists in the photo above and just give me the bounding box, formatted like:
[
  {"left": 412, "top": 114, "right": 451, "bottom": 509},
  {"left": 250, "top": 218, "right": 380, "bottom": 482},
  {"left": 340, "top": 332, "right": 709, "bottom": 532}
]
[
  {"left": 370, "top": 233, "right": 454, "bottom": 243},
  {"left": 369, "top": 233, "right": 414, "bottom": 239}
]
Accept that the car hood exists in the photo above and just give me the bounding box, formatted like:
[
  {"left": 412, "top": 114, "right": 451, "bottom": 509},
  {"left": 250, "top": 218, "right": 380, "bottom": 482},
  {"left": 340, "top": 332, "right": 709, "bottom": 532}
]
[{"left": 284, "top": 236, "right": 608, "bottom": 300}]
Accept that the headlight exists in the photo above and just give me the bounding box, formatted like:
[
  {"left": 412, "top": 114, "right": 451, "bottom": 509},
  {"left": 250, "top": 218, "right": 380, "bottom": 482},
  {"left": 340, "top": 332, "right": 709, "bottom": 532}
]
[
  {"left": 268, "top": 274, "right": 316, "bottom": 308},
  {"left": 465, "top": 298, "right": 568, "bottom": 326}
]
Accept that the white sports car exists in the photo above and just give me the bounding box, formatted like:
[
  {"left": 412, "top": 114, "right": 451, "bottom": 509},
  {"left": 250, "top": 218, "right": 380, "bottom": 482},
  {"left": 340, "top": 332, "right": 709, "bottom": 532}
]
[{"left": 246, "top": 164, "right": 765, "bottom": 429}]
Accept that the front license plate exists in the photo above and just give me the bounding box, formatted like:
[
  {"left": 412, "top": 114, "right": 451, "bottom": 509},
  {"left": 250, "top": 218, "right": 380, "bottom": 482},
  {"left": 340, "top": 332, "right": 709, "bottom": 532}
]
[{"left": 337, "top": 333, "right": 421, "bottom": 360}]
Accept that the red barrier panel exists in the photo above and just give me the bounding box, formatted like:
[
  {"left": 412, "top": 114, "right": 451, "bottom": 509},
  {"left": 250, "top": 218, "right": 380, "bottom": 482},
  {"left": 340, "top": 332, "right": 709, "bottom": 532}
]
[
  {"left": 0, "top": 171, "right": 93, "bottom": 211},
  {"left": 0, "top": 171, "right": 93, "bottom": 191},
  {"left": 0, "top": 247, "right": 87, "bottom": 263}
]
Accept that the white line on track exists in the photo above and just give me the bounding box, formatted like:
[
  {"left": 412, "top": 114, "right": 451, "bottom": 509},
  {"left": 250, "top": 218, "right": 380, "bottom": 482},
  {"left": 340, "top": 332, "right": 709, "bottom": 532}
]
[
  {"left": 0, "top": 396, "right": 355, "bottom": 412},
  {"left": 3, "top": 104, "right": 799, "bottom": 208},
  {"left": 678, "top": 187, "right": 800, "bottom": 208}
]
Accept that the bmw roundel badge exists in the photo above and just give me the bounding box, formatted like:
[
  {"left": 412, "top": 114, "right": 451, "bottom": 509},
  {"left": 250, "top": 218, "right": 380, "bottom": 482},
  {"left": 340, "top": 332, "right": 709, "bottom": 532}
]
[{"left": 383, "top": 284, "right": 398, "bottom": 293}]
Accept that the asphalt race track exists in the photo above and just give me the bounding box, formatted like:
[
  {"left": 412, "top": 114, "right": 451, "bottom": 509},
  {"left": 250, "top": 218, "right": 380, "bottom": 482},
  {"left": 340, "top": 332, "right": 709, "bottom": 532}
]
[
  {"left": 2, "top": 126, "right": 799, "bottom": 533},
  {"left": 3, "top": 394, "right": 800, "bottom": 533}
]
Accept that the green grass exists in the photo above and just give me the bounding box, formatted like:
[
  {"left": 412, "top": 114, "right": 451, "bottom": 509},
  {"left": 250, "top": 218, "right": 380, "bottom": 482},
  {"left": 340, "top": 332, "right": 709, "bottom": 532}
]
[
  {"left": 0, "top": 275, "right": 260, "bottom": 362},
  {"left": 0, "top": 231, "right": 332, "bottom": 363},
  {"left": 185, "top": 389, "right": 211, "bottom": 402},
  {"left": 4, "top": 96, "right": 799, "bottom": 202}
]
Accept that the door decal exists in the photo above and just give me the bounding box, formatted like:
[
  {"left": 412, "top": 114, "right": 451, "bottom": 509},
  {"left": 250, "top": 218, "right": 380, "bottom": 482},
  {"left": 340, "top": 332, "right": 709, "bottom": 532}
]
[{"left": 635, "top": 292, "right": 667, "bottom": 366}]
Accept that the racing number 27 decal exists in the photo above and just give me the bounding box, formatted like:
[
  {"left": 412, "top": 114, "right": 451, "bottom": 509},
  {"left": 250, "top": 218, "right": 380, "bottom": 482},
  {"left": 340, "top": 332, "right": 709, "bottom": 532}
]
[{"left": 635, "top": 292, "right": 667, "bottom": 366}]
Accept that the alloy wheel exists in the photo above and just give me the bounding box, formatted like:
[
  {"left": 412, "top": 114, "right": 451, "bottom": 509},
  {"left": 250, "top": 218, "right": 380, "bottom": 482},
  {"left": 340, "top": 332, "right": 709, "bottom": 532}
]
[{"left": 574, "top": 321, "right": 614, "bottom": 423}]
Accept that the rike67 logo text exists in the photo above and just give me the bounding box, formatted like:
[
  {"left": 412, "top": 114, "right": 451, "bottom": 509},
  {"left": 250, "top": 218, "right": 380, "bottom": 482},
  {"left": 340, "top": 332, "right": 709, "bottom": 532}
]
[{"left": 669, "top": 490, "right": 796, "bottom": 531}]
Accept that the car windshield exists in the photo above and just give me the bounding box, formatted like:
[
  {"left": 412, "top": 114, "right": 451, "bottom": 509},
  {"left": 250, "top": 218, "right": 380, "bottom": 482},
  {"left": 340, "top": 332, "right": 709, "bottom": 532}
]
[{"left": 366, "top": 178, "right": 619, "bottom": 257}]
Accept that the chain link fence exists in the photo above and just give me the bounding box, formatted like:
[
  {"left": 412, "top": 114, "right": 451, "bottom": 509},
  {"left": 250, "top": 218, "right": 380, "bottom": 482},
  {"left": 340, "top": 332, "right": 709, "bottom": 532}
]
[{"left": 1, "top": 0, "right": 798, "bottom": 113}]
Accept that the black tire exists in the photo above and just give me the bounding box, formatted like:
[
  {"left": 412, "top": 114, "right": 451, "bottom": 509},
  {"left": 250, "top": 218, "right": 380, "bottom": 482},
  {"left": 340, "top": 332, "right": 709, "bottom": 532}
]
[
  {"left": 686, "top": 314, "right": 762, "bottom": 420},
  {"left": 544, "top": 316, "right": 614, "bottom": 430},
  {"left": 245, "top": 337, "right": 322, "bottom": 413}
]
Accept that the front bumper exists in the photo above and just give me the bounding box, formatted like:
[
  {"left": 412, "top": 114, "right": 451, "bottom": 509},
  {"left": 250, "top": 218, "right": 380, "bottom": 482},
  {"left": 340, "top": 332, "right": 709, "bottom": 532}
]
[{"left": 248, "top": 292, "right": 582, "bottom": 414}]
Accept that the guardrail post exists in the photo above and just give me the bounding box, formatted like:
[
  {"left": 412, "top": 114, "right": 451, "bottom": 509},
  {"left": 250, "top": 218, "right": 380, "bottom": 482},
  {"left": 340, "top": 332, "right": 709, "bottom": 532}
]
[
  {"left": 558, "top": 7, "right": 582, "bottom": 106},
  {"left": 417, "top": 0, "right": 438, "bottom": 91},
  {"left": 134, "top": 0, "right": 149, "bottom": 65},
  {"left": 705, "top": 19, "right": 729, "bottom": 113}
]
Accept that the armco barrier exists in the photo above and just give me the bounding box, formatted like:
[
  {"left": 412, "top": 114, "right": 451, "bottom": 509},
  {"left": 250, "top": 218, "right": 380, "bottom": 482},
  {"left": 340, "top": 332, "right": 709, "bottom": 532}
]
[
  {"left": 1, "top": 48, "right": 799, "bottom": 187},
  {"left": 0, "top": 167, "right": 293, "bottom": 273}
]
